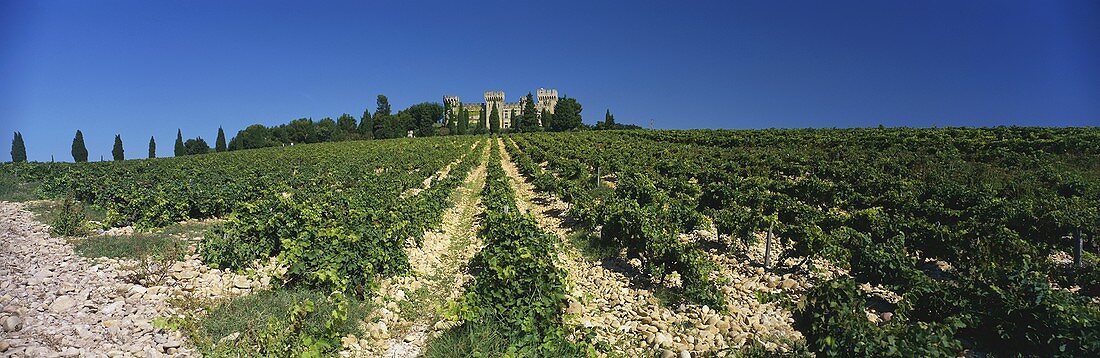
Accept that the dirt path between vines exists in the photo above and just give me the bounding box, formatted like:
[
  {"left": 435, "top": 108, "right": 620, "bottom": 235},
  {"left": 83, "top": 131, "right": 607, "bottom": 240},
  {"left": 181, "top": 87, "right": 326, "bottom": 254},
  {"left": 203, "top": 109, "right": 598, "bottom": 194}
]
[
  {"left": 497, "top": 137, "right": 804, "bottom": 356},
  {"left": 342, "top": 139, "right": 490, "bottom": 358},
  {"left": 0, "top": 201, "right": 193, "bottom": 357}
]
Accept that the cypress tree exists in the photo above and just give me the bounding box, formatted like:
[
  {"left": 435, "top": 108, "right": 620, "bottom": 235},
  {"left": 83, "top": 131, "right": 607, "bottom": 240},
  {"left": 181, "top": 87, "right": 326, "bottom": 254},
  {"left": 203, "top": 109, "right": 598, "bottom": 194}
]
[
  {"left": 215, "top": 127, "right": 227, "bottom": 152},
  {"left": 71, "top": 130, "right": 88, "bottom": 162},
  {"left": 174, "top": 129, "right": 184, "bottom": 157},
  {"left": 457, "top": 107, "right": 469, "bottom": 135},
  {"left": 359, "top": 108, "right": 374, "bottom": 140},
  {"left": 10, "top": 132, "right": 27, "bottom": 163},
  {"left": 445, "top": 104, "right": 457, "bottom": 135},
  {"left": 148, "top": 136, "right": 156, "bottom": 158},
  {"left": 540, "top": 109, "right": 552, "bottom": 129},
  {"left": 488, "top": 103, "right": 500, "bottom": 134},
  {"left": 519, "top": 92, "right": 540, "bottom": 132},
  {"left": 112, "top": 134, "right": 124, "bottom": 161},
  {"left": 373, "top": 95, "right": 390, "bottom": 138}
]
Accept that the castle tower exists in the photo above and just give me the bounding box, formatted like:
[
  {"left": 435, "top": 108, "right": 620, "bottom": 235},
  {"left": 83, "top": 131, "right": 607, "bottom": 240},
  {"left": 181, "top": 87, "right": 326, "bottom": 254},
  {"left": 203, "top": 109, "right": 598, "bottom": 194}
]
[
  {"left": 483, "top": 91, "right": 505, "bottom": 128},
  {"left": 536, "top": 88, "right": 559, "bottom": 126}
]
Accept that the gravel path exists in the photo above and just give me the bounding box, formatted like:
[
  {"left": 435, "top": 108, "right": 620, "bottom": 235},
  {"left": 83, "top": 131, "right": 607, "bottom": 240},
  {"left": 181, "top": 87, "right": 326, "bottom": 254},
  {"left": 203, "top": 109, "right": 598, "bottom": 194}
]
[
  {"left": 0, "top": 201, "right": 192, "bottom": 357},
  {"left": 342, "top": 140, "right": 490, "bottom": 357}
]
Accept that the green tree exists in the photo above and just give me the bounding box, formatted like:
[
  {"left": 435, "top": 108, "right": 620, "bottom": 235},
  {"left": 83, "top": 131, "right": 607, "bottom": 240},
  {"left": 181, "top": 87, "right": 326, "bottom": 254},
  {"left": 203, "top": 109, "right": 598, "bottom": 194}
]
[
  {"left": 184, "top": 137, "right": 211, "bottom": 155},
  {"left": 286, "top": 118, "right": 317, "bottom": 143},
  {"left": 540, "top": 109, "right": 552, "bottom": 127},
  {"left": 596, "top": 109, "right": 616, "bottom": 130},
  {"left": 71, "top": 130, "right": 88, "bottom": 162},
  {"left": 215, "top": 127, "right": 227, "bottom": 152},
  {"left": 518, "top": 92, "right": 541, "bottom": 132},
  {"left": 375, "top": 94, "right": 391, "bottom": 117},
  {"left": 550, "top": 97, "right": 583, "bottom": 131},
  {"left": 174, "top": 129, "right": 184, "bottom": 157},
  {"left": 316, "top": 117, "right": 339, "bottom": 142},
  {"left": 112, "top": 134, "right": 124, "bottom": 161},
  {"left": 373, "top": 95, "right": 391, "bottom": 138},
  {"left": 10, "top": 132, "right": 27, "bottom": 163},
  {"left": 337, "top": 113, "right": 357, "bottom": 140},
  {"left": 488, "top": 103, "right": 500, "bottom": 134},
  {"left": 444, "top": 101, "right": 457, "bottom": 135},
  {"left": 401, "top": 102, "right": 444, "bottom": 137},
  {"left": 148, "top": 136, "right": 156, "bottom": 158},
  {"left": 457, "top": 107, "right": 469, "bottom": 135},
  {"left": 472, "top": 107, "right": 486, "bottom": 135},
  {"left": 358, "top": 109, "right": 374, "bottom": 140},
  {"left": 228, "top": 124, "right": 279, "bottom": 150}
]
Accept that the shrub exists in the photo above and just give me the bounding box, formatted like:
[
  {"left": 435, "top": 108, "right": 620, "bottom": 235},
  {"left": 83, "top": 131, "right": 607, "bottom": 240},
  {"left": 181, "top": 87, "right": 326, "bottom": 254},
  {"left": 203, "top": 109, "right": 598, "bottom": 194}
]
[{"left": 50, "top": 197, "right": 89, "bottom": 237}]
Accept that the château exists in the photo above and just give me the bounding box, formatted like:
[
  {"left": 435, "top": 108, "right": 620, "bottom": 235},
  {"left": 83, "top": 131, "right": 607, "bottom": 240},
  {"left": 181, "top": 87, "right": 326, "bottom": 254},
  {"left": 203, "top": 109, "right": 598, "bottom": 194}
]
[{"left": 443, "top": 88, "right": 559, "bottom": 129}]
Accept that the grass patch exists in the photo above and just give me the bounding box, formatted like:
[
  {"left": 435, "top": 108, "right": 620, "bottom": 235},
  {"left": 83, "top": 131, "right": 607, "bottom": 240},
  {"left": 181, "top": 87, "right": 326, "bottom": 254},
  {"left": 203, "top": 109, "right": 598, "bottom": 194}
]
[
  {"left": 565, "top": 228, "right": 621, "bottom": 261},
  {"left": 421, "top": 320, "right": 513, "bottom": 357},
  {"left": 159, "top": 220, "right": 220, "bottom": 238},
  {"left": 0, "top": 171, "right": 40, "bottom": 202},
  {"left": 25, "top": 200, "right": 107, "bottom": 225},
  {"left": 180, "top": 288, "right": 373, "bottom": 356},
  {"left": 73, "top": 233, "right": 187, "bottom": 259}
]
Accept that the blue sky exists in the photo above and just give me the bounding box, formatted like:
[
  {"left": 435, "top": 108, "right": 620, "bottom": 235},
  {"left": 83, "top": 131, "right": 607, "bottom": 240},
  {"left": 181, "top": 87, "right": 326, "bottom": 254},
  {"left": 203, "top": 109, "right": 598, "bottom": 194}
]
[{"left": 2, "top": 0, "right": 1097, "bottom": 162}]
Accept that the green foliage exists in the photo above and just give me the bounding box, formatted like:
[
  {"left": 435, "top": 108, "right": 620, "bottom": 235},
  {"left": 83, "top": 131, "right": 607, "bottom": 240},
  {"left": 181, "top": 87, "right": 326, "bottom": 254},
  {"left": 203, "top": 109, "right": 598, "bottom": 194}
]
[
  {"left": 518, "top": 92, "right": 541, "bottom": 132},
  {"left": 174, "top": 129, "right": 185, "bottom": 157},
  {"left": 375, "top": 94, "right": 391, "bottom": 117},
  {"left": 358, "top": 108, "right": 374, "bottom": 140},
  {"left": 796, "top": 278, "right": 963, "bottom": 357},
  {"left": 74, "top": 232, "right": 187, "bottom": 259},
  {"left": 336, "top": 114, "right": 357, "bottom": 140},
  {"left": 148, "top": 136, "right": 156, "bottom": 158},
  {"left": 401, "top": 102, "right": 445, "bottom": 137},
  {"left": 179, "top": 288, "right": 369, "bottom": 357},
  {"left": 455, "top": 140, "right": 594, "bottom": 355},
  {"left": 50, "top": 197, "right": 90, "bottom": 237},
  {"left": 457, "top": 107, "right": 469, "bottom": 135},
  {"left": 228, "top": 124, "right": 280, "bottom": 150},
  {"left": 194, "top": 137, "right": 482, "bottom": 296},
  {"left": 183, "top": 137, "right": 211, "bottom": 155},
  {"left": 10, "top": 132, "right": 27, "bottom": 163},
  {"left": 507, "top": 127, "right": 1100, "bottom": 356},
  {"left": 959, "top": 267, "right": 1100, "bottom": 356},
  {"left": 215, "top": 127, "right": 227, "bottom": 152},
  {"left": 549, "top": 97, "right": 583, "bottom": 131},
  {"left": 71, "top": 130, "right": 88, "bottom": 162},
  {"left": 112, "top": 134, "right": 124, "bottom": 161},
  {"left": 488, "top": 103, "right": 501, "bottom": 134}
]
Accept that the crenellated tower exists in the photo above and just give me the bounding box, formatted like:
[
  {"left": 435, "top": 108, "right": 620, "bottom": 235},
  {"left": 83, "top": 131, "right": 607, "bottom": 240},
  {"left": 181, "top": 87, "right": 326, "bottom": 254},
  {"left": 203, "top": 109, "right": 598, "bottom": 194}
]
[
  {"left": 536, "top": 88, "right": 559, "bottom": 125},
  {"left": 484, "top": 91, "right": 505, "bottom": 128}
]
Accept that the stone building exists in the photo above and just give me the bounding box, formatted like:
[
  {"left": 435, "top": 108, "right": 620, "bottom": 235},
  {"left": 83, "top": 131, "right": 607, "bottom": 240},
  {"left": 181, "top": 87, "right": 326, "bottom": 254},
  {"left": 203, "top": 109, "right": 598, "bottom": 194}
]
[{"left": 443, "top": 88, "right": 559, "bottom": 129}]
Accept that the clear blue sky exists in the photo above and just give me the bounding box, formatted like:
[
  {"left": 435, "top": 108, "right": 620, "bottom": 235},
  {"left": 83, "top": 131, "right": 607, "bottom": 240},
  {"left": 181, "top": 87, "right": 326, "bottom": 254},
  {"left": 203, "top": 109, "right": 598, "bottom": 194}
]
[{"left": 2, "top": 0, "right": 1097, "bottom": 162}]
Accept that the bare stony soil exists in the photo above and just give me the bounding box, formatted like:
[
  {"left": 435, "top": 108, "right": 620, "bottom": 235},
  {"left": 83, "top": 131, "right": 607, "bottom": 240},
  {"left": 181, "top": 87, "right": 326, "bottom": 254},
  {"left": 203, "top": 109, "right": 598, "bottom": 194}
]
[{"left": 0, "top": 201, "right": 192, "bottom": 357}]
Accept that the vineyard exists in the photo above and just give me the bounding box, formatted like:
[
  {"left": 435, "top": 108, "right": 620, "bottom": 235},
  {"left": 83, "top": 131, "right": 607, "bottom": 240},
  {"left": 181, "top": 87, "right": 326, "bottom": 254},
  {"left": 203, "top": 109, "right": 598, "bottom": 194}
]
[{"left": 2, "top": 127, "right": 1099, "bottom": 357}]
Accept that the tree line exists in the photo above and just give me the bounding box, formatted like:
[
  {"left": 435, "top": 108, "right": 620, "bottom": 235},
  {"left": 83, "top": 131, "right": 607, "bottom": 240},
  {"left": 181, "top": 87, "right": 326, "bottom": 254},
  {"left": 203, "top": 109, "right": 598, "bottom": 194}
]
[{"left": 9, "top": 92, "right": 639, "bottom": 162}]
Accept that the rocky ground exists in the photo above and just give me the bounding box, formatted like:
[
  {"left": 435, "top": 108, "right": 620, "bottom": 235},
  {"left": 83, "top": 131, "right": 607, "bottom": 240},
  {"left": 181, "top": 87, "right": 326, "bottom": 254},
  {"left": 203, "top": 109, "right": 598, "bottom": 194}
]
[
  {"left": 0, "top": 199, "right": 280, "bottom": 357},
  {"left": 499, "top": 138, "right": 816, "bottom": 357},
  {"left": 341, "top": 141, "right": 490, "bottom": 358},
  {"left": 0, "top": 201, "right": 192, "bottom": 357}
]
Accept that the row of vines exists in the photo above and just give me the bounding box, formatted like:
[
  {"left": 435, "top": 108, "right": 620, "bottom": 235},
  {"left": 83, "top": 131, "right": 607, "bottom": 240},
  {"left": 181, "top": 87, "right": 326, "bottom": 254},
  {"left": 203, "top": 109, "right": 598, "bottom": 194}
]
[
  {"left": 454, "top": 139, "right": 594, "bottom": 355},
  {"left": 3, "top": 136, "right": 487, "bottom": 354},
  {"left": 507, "top": 128, "right": 1100, "bottom": 356}
]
